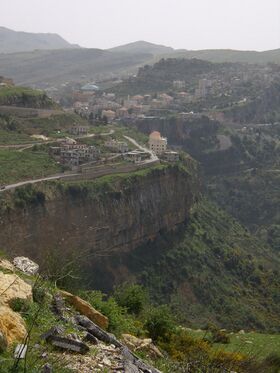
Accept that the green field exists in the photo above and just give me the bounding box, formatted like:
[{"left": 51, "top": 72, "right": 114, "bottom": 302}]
[
  {"left": 189, "top": 330, "right": 280, "bottom": 360},
  {"left": 0, "top": 149, "right": 62, "bottom": 184},
  {"left": 0, "top": 129, "right": 34, "bottom": 145}
]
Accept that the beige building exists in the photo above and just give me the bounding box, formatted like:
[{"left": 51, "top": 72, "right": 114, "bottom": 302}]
[{"left": 149, "top": 131, "right": 167, "bottom": 155}]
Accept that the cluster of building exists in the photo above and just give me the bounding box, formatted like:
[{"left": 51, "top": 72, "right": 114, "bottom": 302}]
[
  {"left": 50, "top": 137, "right": 100, "bottom": 167},
  {"left": 104, "top": 139, "right": 129, "bottom": 153},
  {"left": 69, "top": 63, "right": 280, "bottom": 123}
]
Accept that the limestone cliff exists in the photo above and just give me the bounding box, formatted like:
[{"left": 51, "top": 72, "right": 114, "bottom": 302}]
[{"left": 0, "top": 164, "right": 199, "bottom": 287}]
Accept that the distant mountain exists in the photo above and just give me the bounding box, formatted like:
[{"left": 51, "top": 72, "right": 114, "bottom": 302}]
[
  {"left": 0, "top": 48, "right": 152, "bottom": 86},
  {"left": 1, "top": 35, "right": 280, "bottom": 88},
  {"left": 109, "top": 40, "right": 174, "bottom": 55},
  {"left": 160, "top": 48, "right": 280, "bottom": 65},
  {"left": 110, "top": 41, "right": 280, "bottom": 65},
  {"left": 0, "top": 26, "right": 79, "bottom": 53}
]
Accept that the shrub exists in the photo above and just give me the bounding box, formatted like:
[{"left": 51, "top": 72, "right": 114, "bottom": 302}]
[
  {"left": 79, "top": 290, "right": 142, "bottom": 337},
  {"left": 145, "top": 305, "right": 175, "bottom": 342},
  {"left": 32, "top": 286, "right": 46, "bottom": 304},
  {"left": 114, "top": 283, "right": 148, "bottom": 315},
  {"left": 9, "top": 298, "right": 31, "bottom": 313}
]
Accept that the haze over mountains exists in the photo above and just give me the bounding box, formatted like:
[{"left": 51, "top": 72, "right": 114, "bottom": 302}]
[
  {"left": 0, "top": 27, "right": 280, "bottom": 87},
  {"left": 0, "top": 26, "right": 79, "bottom": 53}
]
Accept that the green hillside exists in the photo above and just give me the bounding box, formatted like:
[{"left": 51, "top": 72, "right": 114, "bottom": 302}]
[
  {"left": 127, "top": 200, "right": 280, "bottom": 331},
  {"left": 0, "top": 86, "right": 56, "bottom": 108}
]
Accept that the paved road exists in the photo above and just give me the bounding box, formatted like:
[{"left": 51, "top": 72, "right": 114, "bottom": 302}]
[
  {"left": 0, "top": 133, "right": 155, "bottom": 193},
  {"left": 0, "top": 172, "right": 79, "bottom": 193},
  {"left": 123, "top": 135, "right": 158, "bottom": 163}
]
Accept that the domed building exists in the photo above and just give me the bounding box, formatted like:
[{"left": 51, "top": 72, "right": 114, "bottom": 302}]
[{"left": 148, "top": 131, "right": 167, "bottom": 154}]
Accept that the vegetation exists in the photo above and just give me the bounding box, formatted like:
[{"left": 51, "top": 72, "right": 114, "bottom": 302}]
[
  {"left": 0, "top": 148, "right": 62, "bottom": 184},
  {"left": 122, "top": 199, "right": 280, "bottom": 331},
  {"left": 0, "top": 86, "right": 56, "bottom": 108},
  {"left": 114, "top": 283, "right": 149, "bottom": 315}
]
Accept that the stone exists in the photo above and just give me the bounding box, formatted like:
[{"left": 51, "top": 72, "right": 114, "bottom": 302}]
[
  {"left": 0, "top": 306, "right": 27, "bottom": 345},
  {"left": 50, "top": 335, "right": 90, "bottom": 354},
  {"left": 60, "top": 290, "right": 109, "bottom": 330},
  {"left": 52, "top": 294, "right": 66, "bottom": 318},
  {"left": 13, "top": 257, "right": 39, "bottom": 275},
  {"left": 0, "top": 331, "right": 8, "bottom": 352},
  {"left": 83, "top": 332, "right": 98, "bottom": 345},
  {"left": 41, "top": 363, "right": 53, "bottom": 373},
  {"left": 40, "top": 326, "right": 64, "bottom": 342},
  {"left": 0, "top": 259, "right": 15, "bottom": 272},
  {"left": 122, "top": 334, "right": 164, "bottom": 359},
  {"left": 14, "top": 344, "right": 27, "bottom": 359},
  {"left": 0, "top": 272, "right": 33, "bottom": 305}
]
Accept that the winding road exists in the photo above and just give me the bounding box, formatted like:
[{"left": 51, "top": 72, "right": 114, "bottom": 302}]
[{"left": 0, "top": 134, "right": 158, "bottom": 193}]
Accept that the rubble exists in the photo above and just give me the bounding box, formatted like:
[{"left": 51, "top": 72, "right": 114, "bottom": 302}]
[{"left": 13, "top": 256, "right": 39, "bottom": 275}]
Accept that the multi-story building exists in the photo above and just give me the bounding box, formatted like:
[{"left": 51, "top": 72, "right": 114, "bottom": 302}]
[
  {"left": 105, "top": 139, "right": 129, "bottom": 153},
  {"left": 173, "top": 80, "right": 186, "bottom": 90},
  {"left": 148, "top": 131, "right": 167, "bottom": 155},
  {"left": 68, "top": 125, "right": 89, "bottom": 136}
]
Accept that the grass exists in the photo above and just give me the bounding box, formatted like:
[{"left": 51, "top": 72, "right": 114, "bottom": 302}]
[
  {"left": 0, "top": 86, "right": 42, "bottom": 99},
  {"left": 0, "top": 130, "right": 34, "bottom": 145},
  {"left": 0, "top": 149, "right": 62, "bottom": 184},
  {"left": 188, "top": 330, "right": 280, "bottom": 360}
]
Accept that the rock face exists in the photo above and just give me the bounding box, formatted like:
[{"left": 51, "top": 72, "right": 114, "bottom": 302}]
[
  {"left": 13, "top": 257, "right": 39, "bottom": 275},
  {"left": 0, "top": 305, "right": 27, "bottom": 345},
  {"left": 0, "top": 272, "right": 33, "bottom": 305},
  {"left": 60, "top": 290, "right": 109, "bottom": 330},
  {"left": 0, "top": 166, "right": 198, "bottom": 291}
]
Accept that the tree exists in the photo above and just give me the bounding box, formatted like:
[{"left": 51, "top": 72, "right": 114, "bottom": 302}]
[{"left": 114, "top": 283, "right": 148, "bottom": 315}]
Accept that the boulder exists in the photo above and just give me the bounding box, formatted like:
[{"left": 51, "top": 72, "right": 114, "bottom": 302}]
[
  {"left": 13, "top": 257, "right": 39, "bottom": 275},
  {"left": 0, "top": 305, "right": 27, "bottom": 345},
  {"left": 0, "top": 272, "right": 33, "bottom": 305},
  {"left": 0, "top": 259, "right": 15, "bottom": 272},
  {"left": 122, "top": 334, "right": 164, "bottom": 359},
  {"left": 60, "top": 290, "right": 108, "bottom": 330}
]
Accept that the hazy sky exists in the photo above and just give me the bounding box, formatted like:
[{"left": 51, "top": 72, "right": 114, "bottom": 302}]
[{"left": 1, "top": 0, "right": 280, "bottom": 51}]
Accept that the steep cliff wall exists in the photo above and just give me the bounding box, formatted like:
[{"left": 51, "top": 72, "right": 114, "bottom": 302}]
[{"left": 0, "top": 164, "right": 199, "bottom": 287}]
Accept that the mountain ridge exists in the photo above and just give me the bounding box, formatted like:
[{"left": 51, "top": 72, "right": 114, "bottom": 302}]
[{"left": 0, "top": 26, "right": 79, "bottom": 53}]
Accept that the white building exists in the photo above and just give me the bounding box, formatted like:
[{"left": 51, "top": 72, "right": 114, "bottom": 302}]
[
  {"left": 173, "top": 80, "right": 186, "bottom": 90},
  {"left": 148, "top": 131, "right": 167, "bottom": 155},
  {"left": 105, "top": 139, "right": 129, "bottom": 153}
]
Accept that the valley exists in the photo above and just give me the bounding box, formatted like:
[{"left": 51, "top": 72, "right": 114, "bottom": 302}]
[{"left": 0, "top": 24, "right": 280, "bottom": 373}]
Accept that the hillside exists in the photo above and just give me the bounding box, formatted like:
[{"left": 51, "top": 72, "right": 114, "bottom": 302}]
[
  {"left": 0, "top": 85, "right": 56, "bottom": 108},
  {"left": 0, "top": 26, "right": 78, "bottom": 53},
  {"left": 158, "top": 48, "right": 280, "bottom": 65},
  {"left": 112, "top": 58, "right": 221, "bottom": 94},
  {"left": 0, "top": 48, "right": 152, "bottom": 86},
  {"left": 110, "top": 41, "right": 280, "bottom": 64},
  {"left": 0, "top": 162, "right": 280, "bottom": 332},
  {"left": 109, "top": 40, "right": 174, "bottom": 55},
  {"left": 128, "top": 199, "right": 280, "bottom": 330}
]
